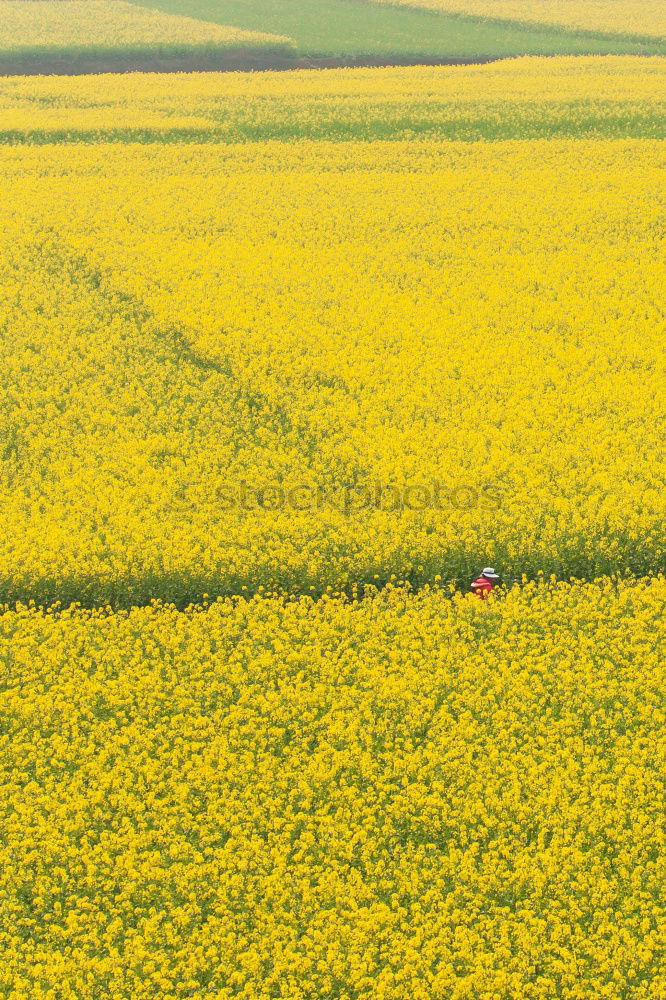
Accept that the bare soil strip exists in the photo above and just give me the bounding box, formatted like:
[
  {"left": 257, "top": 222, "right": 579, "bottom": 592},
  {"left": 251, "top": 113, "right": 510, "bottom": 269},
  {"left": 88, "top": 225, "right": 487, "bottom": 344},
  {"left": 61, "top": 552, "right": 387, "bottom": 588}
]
[{"left": 0, "top": 49, "right": 505, "bottom": 75}]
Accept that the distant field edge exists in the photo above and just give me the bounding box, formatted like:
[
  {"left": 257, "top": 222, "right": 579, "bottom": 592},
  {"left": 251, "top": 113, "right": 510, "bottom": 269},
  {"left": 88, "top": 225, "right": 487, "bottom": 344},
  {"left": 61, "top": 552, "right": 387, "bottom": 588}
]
[
  {"left": 449, "top": 13, "right": 666, "bottom": 48},
  {"left": 364, "top": 3, "right": 666, "bottom": 47}
]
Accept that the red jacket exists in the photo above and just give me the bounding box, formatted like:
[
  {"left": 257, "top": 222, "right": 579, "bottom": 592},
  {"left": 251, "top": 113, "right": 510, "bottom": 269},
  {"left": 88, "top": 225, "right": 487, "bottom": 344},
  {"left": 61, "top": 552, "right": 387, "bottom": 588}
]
[{"left": 471, "top": 576, "right": 494, "bottom": 599}]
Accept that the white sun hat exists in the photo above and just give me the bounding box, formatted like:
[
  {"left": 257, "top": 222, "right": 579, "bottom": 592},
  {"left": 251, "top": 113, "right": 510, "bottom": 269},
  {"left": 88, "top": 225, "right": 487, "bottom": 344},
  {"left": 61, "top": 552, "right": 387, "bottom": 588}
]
[{"left": 482, "top": 567, "right": 500, "bottom": 579}]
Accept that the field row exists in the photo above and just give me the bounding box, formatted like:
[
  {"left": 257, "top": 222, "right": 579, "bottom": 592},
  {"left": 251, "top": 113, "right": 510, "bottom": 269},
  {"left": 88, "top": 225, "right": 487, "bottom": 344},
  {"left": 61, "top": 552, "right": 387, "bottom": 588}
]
[
  {"left": 1, "top": 576, "right": 664, "bottom": 998},
  {"left": 1, "top": 57, "right": 664, "bottom": 143}
]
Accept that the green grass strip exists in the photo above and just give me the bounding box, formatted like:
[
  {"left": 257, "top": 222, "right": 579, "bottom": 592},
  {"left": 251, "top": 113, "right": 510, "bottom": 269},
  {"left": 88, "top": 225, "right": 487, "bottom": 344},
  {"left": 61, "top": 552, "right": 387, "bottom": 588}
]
[{"left": 134, "top": 0, "right": 666, "bottom": 58}]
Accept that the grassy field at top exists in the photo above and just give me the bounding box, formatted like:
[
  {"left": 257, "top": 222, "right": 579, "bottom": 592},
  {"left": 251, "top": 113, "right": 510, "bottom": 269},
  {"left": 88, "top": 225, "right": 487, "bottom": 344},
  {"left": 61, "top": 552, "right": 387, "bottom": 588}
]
[
  {"left": 137, "top": 0, "right": 666, "bottom": 59},
  {"left": 0, "top": 1, "right": 295, "bottom": 74},
  {"left": 0, "top": 58, "right": 664, "bottom": 608},
  {"left": 372, "top": 0, "right": 666, "bottom": 41}
]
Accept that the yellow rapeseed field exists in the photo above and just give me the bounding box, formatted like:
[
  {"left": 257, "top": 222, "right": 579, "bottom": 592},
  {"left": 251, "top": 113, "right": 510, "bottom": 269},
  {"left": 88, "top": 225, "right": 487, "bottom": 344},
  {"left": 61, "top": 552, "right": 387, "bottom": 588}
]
[
  {"left": 0, "top": 130, "right": 664, "bottom": 602},
  {"left": 0, "top": 0, "right": 292, "bottom": 52},
  {"left": 1, "top": 55, "right": 663, "bottom": 140},
  {"left": 373, "top": 0, "right": 666, "bottom": 39},
  {"left": 1, "top": 577, "right": 664, "bottom": 999},
  {"left": 1, "top": 52, "right": 664, "bottom": 1000}
]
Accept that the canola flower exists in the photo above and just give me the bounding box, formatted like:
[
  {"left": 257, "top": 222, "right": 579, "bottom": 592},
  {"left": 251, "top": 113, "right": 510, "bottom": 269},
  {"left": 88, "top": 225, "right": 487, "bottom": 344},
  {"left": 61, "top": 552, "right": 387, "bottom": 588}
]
[
  {"left": 373, "top": 0, "right": 666, "bottom": 40},
  {"left": 0, "top": 50, "right": 663, "bottom": 1000},
  {"left": 0, "top": 1, "right": 293, "bottom": 54},
  {"left": 0, "top": 55, "right": 664, "bottom": 142},
  {"left": 0, "top": 128, "right": 664, "bottom": 604},
  {"left": 0, "top": 576, "right": 664, "bottom": 998}
]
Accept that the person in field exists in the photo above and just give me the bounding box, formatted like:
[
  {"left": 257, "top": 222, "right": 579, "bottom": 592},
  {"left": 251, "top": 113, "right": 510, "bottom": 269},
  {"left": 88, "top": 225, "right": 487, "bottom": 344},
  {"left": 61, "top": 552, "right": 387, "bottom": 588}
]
[{"left": 471, "top": 567, "right": 500, "bottom": 598}]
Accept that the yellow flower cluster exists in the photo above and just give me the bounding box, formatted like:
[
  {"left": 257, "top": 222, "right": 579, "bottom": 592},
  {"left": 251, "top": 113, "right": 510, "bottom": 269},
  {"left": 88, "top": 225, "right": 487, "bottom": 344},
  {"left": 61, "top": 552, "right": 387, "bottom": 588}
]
[
  {"left": 0, "top": 55, "right": 663, "bottom": 141},
  {"left": 0, "top": 0, "right": 292, "bottom": 51},
  {"left": 1, "top": 577, "right": 664, "bottom": 999},
  {"left": 373, "top": 0, "right": 666, "bottom": 39},
  {"left": 0, "top": 126, "right": 664, "bottom": 603}
]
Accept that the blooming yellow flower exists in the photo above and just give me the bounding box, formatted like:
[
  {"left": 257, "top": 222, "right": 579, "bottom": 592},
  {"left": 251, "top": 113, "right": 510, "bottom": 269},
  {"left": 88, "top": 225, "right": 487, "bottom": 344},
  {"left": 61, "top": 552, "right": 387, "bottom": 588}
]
[{"left": 0, "top": 577, "right": 663, "bottom": 997}]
